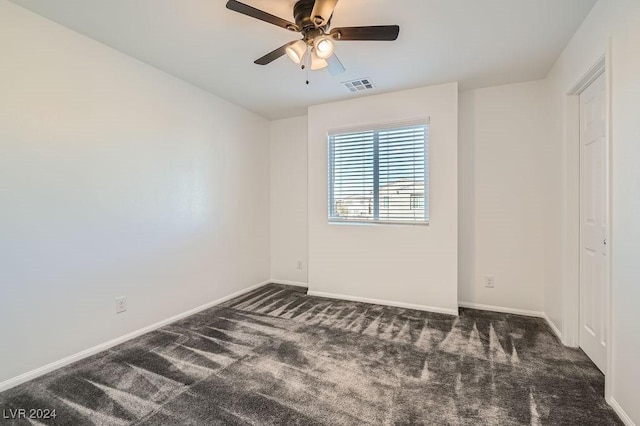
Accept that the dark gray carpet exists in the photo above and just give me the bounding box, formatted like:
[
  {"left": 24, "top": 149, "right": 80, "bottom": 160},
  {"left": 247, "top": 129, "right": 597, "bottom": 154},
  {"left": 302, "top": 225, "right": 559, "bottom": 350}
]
[{"left": 0, "top": 284, "right": 622, "bottom": 425}]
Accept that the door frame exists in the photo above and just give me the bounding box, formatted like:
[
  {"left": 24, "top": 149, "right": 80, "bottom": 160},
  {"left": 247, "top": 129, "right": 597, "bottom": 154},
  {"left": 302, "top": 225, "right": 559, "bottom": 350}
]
[{"left": 562, "top": 44, "right": 613, "bottom": 401}]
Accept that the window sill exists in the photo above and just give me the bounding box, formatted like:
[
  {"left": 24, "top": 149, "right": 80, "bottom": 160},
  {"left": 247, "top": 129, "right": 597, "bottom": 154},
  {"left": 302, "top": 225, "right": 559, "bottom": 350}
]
[{"left": 328, "top": 219, "right": 430, "bottom": 227}]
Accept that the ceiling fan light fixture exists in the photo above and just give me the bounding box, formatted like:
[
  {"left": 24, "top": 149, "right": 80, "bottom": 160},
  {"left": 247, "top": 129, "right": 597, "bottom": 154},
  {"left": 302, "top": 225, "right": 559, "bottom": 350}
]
[
  {"left": 314, "top": 36, "right": 335, "bottom": 59},
  {"left": 286, "top": 40, "right": 307, "bottom": 64},
  {"left": 310, "top": 52, "right": 328, "bottom": 70}
]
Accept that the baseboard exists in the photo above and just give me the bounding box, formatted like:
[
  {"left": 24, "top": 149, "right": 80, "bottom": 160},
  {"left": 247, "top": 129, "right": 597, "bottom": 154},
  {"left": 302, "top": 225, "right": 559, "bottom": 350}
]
[
  {"left": 0, "top": 280, "right": 271, "bottom": 393},
  {"left": 270, "top": 279, "right": 309, "bottom": 288},
  {"left": 457, "top": 302, "right": 563, "bottom": 342},
  {"left": 542, "top": 313, "right": 563, "bottom": 342},
  {"left": 308, "top": 290, "right": 458, "bottom": 316},
  {"left": 609, "top": 397, "right": 636, "bottom": 426},
  {"left": 458, "top": 301, "right": 545, "bottom": 318}
]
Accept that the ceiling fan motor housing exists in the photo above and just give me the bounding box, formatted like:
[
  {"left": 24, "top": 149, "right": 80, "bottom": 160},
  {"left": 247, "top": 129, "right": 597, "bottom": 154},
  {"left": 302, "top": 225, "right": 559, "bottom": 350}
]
[{"left": 294, "top": 0, "right": 329, "bottom": 35}]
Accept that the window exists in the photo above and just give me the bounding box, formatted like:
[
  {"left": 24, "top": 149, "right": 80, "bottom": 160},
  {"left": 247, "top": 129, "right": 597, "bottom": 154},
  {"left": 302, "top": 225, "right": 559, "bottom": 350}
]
[{"left": 328, "top": 122, "right": 429, "bottom": 225}]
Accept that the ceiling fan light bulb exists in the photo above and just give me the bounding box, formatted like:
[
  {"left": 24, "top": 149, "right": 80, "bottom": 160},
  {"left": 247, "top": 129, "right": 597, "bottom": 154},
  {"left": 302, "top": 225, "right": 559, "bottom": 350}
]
[
  {"left": 286, "top": 40, "right": 307, "bottom": 64},
  {"left": 314, "top": 37, "right": 335, "bottom": 59},
  {"left": 311, "top": 52, "right": 328, "bottom": 70}
]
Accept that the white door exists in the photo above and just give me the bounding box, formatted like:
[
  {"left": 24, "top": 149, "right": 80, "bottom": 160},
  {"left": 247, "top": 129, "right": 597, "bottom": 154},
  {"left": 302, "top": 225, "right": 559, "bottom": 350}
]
[{"left": 579, "top": 73, "right": 608, "bottom": 373}]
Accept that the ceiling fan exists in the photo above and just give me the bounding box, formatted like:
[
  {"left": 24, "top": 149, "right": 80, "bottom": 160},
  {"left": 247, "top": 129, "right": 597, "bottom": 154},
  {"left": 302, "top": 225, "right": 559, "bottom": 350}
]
[{"left": 225, "top": 0, "right": 400, "bottom": 75}]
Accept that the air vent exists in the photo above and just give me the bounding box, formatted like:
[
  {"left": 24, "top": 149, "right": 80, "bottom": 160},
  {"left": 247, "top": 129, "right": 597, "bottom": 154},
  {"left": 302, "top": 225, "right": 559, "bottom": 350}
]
[{"left": 342, "top": 78, "right": 375, "bottom": 93}]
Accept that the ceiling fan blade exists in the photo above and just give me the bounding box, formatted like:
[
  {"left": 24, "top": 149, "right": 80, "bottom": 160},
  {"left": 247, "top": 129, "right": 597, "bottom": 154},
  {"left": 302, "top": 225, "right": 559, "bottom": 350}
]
[
  {"left": 330, "top": 25, "right": 400, "bottom": 41},
  {"left": 254, "top": 41, "right": 298, "bottom": 65},
  {"left": 310, "top": 0, "right": 339, "bottom": 27},
  {"left": 226, "top": 0, "right": 299, "bottom": 32},
  {"left": 327, "top": 54, "right": 346, "bottom": 76}
]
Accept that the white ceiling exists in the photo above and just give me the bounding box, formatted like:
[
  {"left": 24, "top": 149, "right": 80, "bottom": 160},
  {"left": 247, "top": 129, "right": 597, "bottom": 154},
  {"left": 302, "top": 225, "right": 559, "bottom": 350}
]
[{"left": 10, "top": 0, "right": 596, "bottom": 119}]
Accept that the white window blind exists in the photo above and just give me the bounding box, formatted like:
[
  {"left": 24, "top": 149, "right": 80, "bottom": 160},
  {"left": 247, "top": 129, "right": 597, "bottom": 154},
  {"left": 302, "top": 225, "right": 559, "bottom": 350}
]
[{"left": 328, "top": 122, "right": 429, "bottom": 225}]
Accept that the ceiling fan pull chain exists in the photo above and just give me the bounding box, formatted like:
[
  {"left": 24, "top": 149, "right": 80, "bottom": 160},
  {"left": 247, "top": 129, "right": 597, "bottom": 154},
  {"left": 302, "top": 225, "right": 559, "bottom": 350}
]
[{"left": 306, "top": 46, "right": 311, "bottom": 85}]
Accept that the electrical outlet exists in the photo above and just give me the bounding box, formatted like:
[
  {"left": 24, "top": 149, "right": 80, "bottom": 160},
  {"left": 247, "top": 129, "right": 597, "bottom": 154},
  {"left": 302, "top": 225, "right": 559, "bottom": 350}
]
[
  {"left": 116, "top": 297, "right": 127, "bottom": 314},
  {"left": 485, "top": 276, "right": 495, "bottom": 288},
  {"left": 296, "top": 260, "right": 303, "bottom": 270}
]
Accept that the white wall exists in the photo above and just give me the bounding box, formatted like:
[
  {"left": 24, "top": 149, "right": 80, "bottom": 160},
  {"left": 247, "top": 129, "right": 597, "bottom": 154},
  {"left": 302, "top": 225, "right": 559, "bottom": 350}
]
[
  {"left": 0, "top": 1, "right": 270, "bottom": 385},
  {"left": 270, "top": 116, "right": 308, "bottom": 285},
  {"left": 307, "top": 83, "right": 459, "bottom": 314},
  {"left": 546, "top": 0, "right": 640, "bottom": 422},
  {"left": 458, "top": 81, "right": 550, "bottom": 313}
]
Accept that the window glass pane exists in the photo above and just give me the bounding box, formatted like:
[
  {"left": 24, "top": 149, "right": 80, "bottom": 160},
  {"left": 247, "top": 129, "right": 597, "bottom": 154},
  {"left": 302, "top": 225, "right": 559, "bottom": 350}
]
[
  {"left": 378, "top": 125, "right": 427, "bottom": 222},
  {"left": 329, "top": 132, "right": 374, "bottom": 220}
]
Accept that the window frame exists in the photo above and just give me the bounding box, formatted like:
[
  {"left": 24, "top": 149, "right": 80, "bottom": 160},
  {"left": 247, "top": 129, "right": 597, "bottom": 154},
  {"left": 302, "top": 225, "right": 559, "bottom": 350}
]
[{"left": 327, "top": 118, "right": 430, "bottom": 226}]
